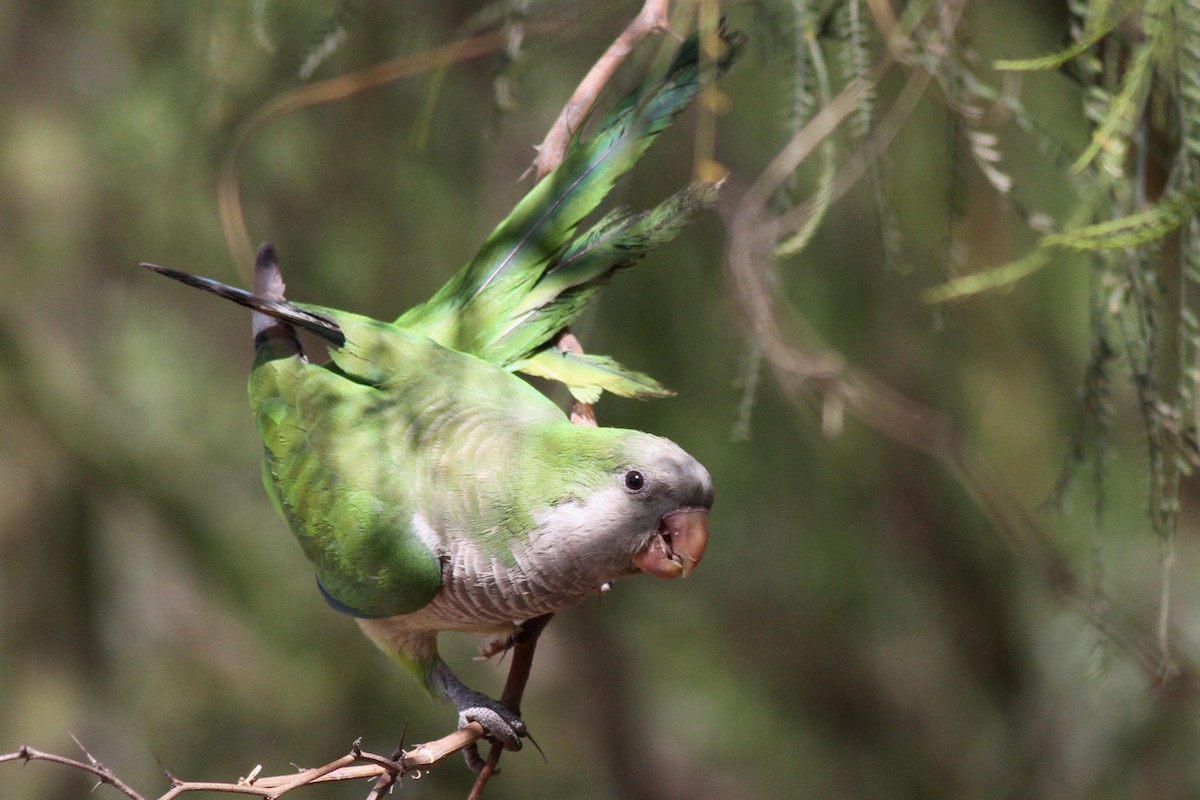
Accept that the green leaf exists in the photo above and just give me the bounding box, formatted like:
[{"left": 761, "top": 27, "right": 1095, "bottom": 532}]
[
  {"left": 994, "top": 6, "right": 1129, "bottom": 73},
  {"left": 1071, "top": 0, "right": 1175, "bottom": 173},
  {"left": 1043, "top": 187, "right": 1200, "bottom": 250},
  {"left": 921, "top": 248, "right": 1054, "bottom": 303}
]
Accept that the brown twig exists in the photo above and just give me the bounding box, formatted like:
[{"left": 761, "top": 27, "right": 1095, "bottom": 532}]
[
  {"left": 1, "top": 744, "right": 145, "bottom": 800},
  {"left": 218, "top": 15, "right": 576, "bottom": 275},
  {"left": 466, "top": 331, "right": 595, "bottom": 796},
  {"left": 2, "top": 727, "right": 517, "bottom": 799},
  {"left": 468, "top": 613, "right": 556, "bottom": 798},
  {"left": 463, "top": 326, "right": 602, "bottom": 796},
  {"left": 528, "top": 0, "right": 671, "bottom": 180},
  {"left": 554, "top": 329, "right": 599, "bottom": 427}
]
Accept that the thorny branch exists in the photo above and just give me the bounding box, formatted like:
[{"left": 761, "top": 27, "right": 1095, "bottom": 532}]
[
  {"left": 1, "top": 742, "right": 143, "bottom": 800},
  {"left": 528, "top": 0, "right": 672, "bottom": 180},
  {"left": 5, "top": 725, "right": 546, "bottom": 799},
  {"left": 468, "top": 613, "right": 556, "bottom": 799}
]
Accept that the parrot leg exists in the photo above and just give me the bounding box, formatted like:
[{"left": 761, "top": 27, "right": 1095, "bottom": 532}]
[
  {"left": 431, "top": 660, "right": 527, "bottom": 770},
  {"left": 476, "top": 613, "right": 556, "bottom": 661}
]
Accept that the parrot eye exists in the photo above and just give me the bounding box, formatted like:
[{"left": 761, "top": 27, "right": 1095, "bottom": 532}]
[{"left": 623, "top": 470, "right": 646, "bottom": 492}]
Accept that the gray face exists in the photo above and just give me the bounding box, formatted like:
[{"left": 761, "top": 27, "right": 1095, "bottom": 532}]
[{"left": 529, "top": 432, "right": 713, "bottom": 586}]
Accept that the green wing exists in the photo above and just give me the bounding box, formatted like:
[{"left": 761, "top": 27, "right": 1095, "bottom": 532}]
[
  {"left": 396, "top": 28, "right": 742, "bottom": 399},
  {"left": 252, "top": 339, "right": 441, "bottom": 617}
]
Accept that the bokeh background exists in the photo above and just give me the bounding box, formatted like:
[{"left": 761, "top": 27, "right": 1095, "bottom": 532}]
[{"left": 3, "top": 2, "right": 1199, "bottom": 798}]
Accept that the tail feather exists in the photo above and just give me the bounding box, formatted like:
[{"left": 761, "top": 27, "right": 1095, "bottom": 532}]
[
  {"left": 141, "top": 243, "right": 345, "bottom": 349},
  {"left": 250, "top": 242, "right": 303, "bottom": 355}
]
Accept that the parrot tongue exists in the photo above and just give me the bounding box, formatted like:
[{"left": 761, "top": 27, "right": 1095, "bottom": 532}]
[{"left": 633, "top": 508, "right": 709, "bottom": 579}]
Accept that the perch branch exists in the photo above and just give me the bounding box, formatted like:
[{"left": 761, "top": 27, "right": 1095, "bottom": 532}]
[
  {"left": 555, "top": 329, "right": 599, "bottom": 427},
  {"left": 468, "top": 613, "right": 556, "bottom": 798},
  {"left": 2, "top": 729, "right": 509, "bottom": 799},
  {"left": 467, "top": 329, "right": 597, "bottom": 794},
  {"left": 528, "top": 0, "right": 671, "bottom": 180}
]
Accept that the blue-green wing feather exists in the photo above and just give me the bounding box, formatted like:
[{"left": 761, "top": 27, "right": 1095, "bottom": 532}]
[{"left": 396, "top": 28, "right": 742, "bottom": 387}]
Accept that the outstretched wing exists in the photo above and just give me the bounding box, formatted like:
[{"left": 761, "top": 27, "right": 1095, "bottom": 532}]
[{"left": 397, "top": 27, "right": 743, "bottom": 399}]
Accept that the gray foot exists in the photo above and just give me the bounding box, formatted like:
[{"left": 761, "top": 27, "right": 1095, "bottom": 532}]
[{"left": 432, "top": 661, "right": 527, "bottom": 771}]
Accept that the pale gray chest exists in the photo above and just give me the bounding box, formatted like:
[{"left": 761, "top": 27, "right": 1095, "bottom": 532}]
[{"left": 404, "top": 495, "right": 638, "bottom": 631}]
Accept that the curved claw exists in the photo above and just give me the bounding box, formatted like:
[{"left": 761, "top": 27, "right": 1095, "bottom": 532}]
[
  {"left": 432, "top": 660, "right": 528, "bottom": 770},
  {"left": 458, "top": 698, "right": 527, "bottom": 751},
  {"left": 457, "top": 694, "right": 526, "bottom": 771}
]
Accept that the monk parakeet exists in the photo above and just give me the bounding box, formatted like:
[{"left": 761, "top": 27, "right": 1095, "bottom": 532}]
[{"left": 144, "top": 28, "right": 737, "bottom": 764}]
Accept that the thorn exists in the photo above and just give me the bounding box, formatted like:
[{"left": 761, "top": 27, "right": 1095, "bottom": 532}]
[
  {"left": 157, "top": 756, "right": 183, "bottom": 786},
  {"left": 526, "top": 731, "right": 548, "bottom": 763},
  {"left": 391, "top": 723, "right": 408, "bottom": 762},
  {"left": 70, "top": 734, "right": 104, "bottom": 771}
]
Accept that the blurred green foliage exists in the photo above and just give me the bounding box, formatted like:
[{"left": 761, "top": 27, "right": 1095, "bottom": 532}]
[{"left": 2, "top": 2, "right": 1200, "bottom": 799}]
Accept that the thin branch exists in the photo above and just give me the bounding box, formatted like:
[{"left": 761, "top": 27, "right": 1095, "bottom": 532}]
[
  {"left": 218, "top": 15, "right": 574, "bottom": 274},
  {"left": 1, "top": 745, "right": 145, "bottom": 800},
  {"left": 554, "top": 329, "right": 599, "bottom": 427},
  {"left": 2, "top": 727, "right": 515, "bottom": 800},
  {"left": 528, "top": 0, "right": 671, "bottom": 180},
  {"left": 468, "top": 614, "right": 554, "bottom": 798},
  {"left": 465, "top": 329, "right": 598, "bottom": 795}
]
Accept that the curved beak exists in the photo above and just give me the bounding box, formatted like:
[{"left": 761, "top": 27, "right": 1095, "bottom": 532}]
[{"left": 632, "top": 507, "right": 710, "bottom": 579}]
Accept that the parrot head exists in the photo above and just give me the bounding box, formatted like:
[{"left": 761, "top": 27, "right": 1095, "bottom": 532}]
[{"left": 528, "top": 427, "right": 712, "bottom": 587}]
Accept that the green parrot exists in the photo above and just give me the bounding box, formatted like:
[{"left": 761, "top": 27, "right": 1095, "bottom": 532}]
[{"left": 144, "top": 28, "right": 738, "bottom": 765}]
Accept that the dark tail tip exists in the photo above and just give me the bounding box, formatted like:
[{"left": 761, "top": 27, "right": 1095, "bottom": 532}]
[
  {"left": 253, "top": 241, "right": 286, "bottom": 302},
  {"left": 250, "top": 241, "right": 302, "bottom": 354}
]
